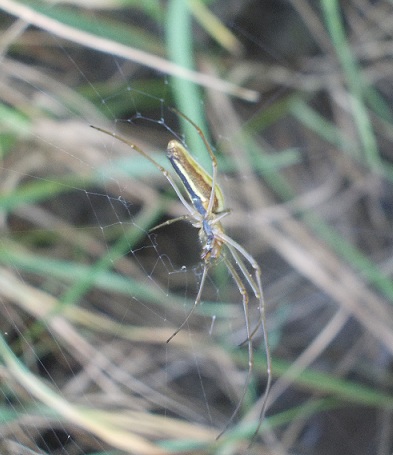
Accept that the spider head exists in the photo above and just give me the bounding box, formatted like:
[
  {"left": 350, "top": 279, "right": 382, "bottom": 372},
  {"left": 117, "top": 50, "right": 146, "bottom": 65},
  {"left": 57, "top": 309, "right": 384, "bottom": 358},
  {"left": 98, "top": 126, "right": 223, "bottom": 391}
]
[{"left": 200, "top": 220, "right": 223, "bottom": 263}]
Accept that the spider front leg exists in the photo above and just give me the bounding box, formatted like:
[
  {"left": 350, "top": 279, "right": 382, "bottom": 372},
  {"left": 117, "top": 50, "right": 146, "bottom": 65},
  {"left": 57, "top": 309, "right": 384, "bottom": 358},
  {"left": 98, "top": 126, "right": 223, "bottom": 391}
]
[
  {"left": 216, "top": 255, "right": 254, "bottom": 439},
  {"left": 166, "top": 263, "right": 210, "bottom": 343},
  {"left": 222, "top": 236, "right": 272, "bottom": 441}
]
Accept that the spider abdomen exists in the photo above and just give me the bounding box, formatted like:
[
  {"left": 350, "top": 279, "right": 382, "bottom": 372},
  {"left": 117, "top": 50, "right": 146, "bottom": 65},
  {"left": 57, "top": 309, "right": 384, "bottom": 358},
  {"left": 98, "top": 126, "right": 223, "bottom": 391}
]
[{"left": 167, "top": 140, "right": 224, "bottom": 214}]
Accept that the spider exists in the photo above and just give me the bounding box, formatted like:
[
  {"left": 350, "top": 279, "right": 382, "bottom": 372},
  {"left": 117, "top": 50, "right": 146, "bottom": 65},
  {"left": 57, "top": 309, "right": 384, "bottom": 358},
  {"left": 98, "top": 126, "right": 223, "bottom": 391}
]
[{"left": 91, "top": 108, "right": 271, "bottom": 440}]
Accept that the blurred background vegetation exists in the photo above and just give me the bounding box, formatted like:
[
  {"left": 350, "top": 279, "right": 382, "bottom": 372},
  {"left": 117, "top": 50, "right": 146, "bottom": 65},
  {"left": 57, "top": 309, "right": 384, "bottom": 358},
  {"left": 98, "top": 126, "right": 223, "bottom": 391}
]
[{"left": 1, "top": 1, "right": 393, "bottom": 454}]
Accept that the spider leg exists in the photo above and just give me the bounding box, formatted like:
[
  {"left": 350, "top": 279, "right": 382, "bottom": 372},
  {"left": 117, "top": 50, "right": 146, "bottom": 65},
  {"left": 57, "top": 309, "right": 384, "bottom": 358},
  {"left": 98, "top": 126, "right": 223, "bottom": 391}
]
[
  {"left": 238, "top": 322, "right": 262, "bottom": 348},
  {"left": 218, "top": 238, "right": 263, "bottom": 346},
  {"left": 219, "top": 232, "right": 272, "bottom": 440},
  {"left": 227, "top": 246, "right": 263, "bottom": 347},
  {"left": 216, "top": 254, "right": 253, "bottom": 439},
  {"left": 90, "top": 125, "right": 196, "bottom": 216},
  {"left": 211, "top": 209, "right": 232, "bottom": 224},
  {"left": 149, "top": 215, "right": 192, "bottom": 232},
  {"left": 166, "top": 263, "right": 209, "bottom": 343},
  {"left": 249, "top": 269, "right": 272, "bottom": 443}
]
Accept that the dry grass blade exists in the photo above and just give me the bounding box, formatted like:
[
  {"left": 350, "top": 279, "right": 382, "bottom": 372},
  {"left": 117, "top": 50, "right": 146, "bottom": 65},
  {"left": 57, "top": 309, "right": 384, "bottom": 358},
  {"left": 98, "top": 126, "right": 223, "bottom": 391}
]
[{"left": 1, "top": 0, "right": 259, "bottom": 102}]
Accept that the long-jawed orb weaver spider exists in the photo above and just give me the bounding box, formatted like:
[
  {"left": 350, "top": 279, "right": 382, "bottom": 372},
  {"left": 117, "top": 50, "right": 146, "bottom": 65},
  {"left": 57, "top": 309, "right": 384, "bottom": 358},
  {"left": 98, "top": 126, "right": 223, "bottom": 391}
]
[{"left": 91, "top": 108, "right": 272, "bottom": 440}]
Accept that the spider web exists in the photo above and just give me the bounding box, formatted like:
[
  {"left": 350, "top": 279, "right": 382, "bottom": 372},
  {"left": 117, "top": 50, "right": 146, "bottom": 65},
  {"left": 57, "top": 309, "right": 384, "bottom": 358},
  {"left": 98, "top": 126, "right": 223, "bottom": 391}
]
[
  {"left": 0, "top": 5, "right": 272, "bottom": 455},
  {"left": 1, "top": 2, "right": 393, "bottom": 455},
  {"left": 0, "top": 85, "right": 253, "bottom": 452}
]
